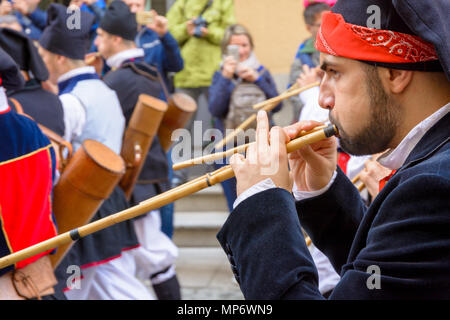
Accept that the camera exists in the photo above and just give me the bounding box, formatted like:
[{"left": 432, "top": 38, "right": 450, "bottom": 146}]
[
  {"left": 193, "top": 16, "right": 208, "bottom": 38},
  {"left": 226, "top": 45, "right": 240, "bottom": 62}
]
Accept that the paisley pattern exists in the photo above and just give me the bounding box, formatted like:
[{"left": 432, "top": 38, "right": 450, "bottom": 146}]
[
  {"left": 350, "top": 25, "right": 438, "bottom": 62},
  {"left": 315, "top": 12, "right": 439, "bottom": 64}
]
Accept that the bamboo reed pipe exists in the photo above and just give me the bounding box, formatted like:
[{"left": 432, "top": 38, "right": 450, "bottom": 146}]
[
  {"left": 0, "top": 125, "right": 337, "bottom": 270},
  {"left": 351, "top": 174, "right": 366, "bottom": 192},
  {"left": 173, "top": 125, "right": 328, "bottom": 171},
  {"left": 213, "top": 82, "right": 321, "bottom": 150},
  {"left": 305, "top": 236, "right": 312, "bottom": 247},
  {"left": 252, "top": 82, "right": 320, "bottom": 110}
]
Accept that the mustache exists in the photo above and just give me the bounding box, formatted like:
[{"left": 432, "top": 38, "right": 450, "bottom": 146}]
[{"left": 327, "top": 113, "right": 343, "bottom": 139}]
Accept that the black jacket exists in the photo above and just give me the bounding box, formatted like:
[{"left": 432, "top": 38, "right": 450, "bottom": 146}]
[
  {"left": 217, "top": 111, "right": 450, "bottom": 299},
  {"left": 8, "top": 79, "right": 65, "bottom": 136},
  {"left": 103, "top": 61, "right": 170, "bottom": 202}
]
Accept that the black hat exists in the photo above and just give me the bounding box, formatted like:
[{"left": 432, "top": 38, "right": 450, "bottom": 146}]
[
  {"left": 0, "top": 28, "right": 49, "bottom": 82},
  {"left": 99, "top": 0, "right": 137, "bottom": 41},
  {"left": 331, "top": 0, "right": 449, "bottom": 79},
  {"left": 0, "top": 46, "right": 25, "bottom": 90},
  {"left": 392, "top": 0, "right": 450, "bottom": 81},
  {"left": 39, "top": 4, "right": 95, "bottom": 60}
]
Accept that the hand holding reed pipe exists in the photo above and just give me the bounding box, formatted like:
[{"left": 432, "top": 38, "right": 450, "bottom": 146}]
[
  {"left": 0, "top": 124, "right": 338, "bottom": 270},
  {"left": 173, "top": 124, "right": 328, "bottom": 171},
  {"left": 213, "top": 82, "right": 321, "bottom": 150}
]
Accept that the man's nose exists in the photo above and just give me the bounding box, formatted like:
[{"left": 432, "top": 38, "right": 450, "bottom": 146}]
[{"left": 318, "top": 80, "right": 334, "bottom": 111}]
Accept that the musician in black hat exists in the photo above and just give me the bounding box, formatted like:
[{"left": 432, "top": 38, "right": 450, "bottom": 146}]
[
  {"left": 217, "top": 0, "right": 450, "bottom": 299},
  {"left": 0, "top": 46, "right": 65, "bottom": 300},
  {"left": 0, "top": 28, "right": 65, "bottom": 136},
  {"left": 37, "top": 3, "right": 146, "bottom": 300},
  {"left": 95, "top": 0, "right": 181, "bottom": 300}
]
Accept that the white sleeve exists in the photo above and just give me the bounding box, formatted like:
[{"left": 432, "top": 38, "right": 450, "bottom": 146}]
[
  {"left": 232, "top": 171, "right": 338, "bottom": 210},
  {"left": 232, "top": 178, "right": 277, "bottom": 210},
  {"left": 292, "top": 170, "right": 337, "bottom": 201},
  {"left": 298, "top": 86, "right": 329, "bottom": 123},
  {"left": 59, "top": 93, "right": 86, "bottom": 144}
]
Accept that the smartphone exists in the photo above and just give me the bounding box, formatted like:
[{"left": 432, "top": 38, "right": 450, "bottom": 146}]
[
  {"left": 226, "top": 45, "right": 240, "bottom": 62},
  {"left": 136, "top": 11, "right": 155, "bottom": 25}
]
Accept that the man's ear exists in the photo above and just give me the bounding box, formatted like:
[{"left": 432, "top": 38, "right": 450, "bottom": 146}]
[
  {"left": 379, "top": 68, "right": 413, "bottom": 94},
  {"left": 112, "top": 35, "right": 122, "bottom": 47},
  {"left": 56, "top": 54, "right": 66, "bottom": 65}
]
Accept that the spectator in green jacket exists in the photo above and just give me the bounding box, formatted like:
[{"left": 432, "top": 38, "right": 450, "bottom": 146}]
[{"left": 167, "top": 0, "right": 236, "bottom": 185}]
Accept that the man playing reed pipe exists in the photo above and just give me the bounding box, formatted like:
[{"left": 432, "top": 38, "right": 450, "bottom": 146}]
[
  {"left": 0, "top": 47, "right": 63, "bottom": 300},
  {"left": 37, "top": 4, "right": 143, "bottom": 300},
  {"left": 95, "top": 0, "right": 180, "bottom": 300},
  {"left": 217, "top": 0, "right": 450, "bottom": 299}
]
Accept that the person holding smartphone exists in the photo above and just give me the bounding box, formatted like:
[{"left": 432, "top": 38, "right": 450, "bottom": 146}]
[{"left": 208, "top": 23, "right": 283, "bottom": 211}]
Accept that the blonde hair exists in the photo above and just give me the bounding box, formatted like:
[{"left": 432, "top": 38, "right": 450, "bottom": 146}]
[{"left": 220, "top": 24, "right": 254, "bottom": 55}]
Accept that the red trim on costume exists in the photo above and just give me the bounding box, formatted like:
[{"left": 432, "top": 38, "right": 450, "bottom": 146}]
[
  {"left": 337, "top": 151, "right": 351, "bottom": 175},
  {"left": 62, "top": 274, "right": 85, "bottom": 292},
  {"left": 80, "top": 244, "right": 142, "bottom": 270},
  {"left": 0, "top": 105, "right": 10, "bottom": 114},
  {"left": 62, "top": 245, "right": 142, "bottom": 292},
  {"left": 378, "top": 169, "right": 397, "bottom": 192},
  {"left": 316, "top": 12, "right": 438, "bottom": 64}
]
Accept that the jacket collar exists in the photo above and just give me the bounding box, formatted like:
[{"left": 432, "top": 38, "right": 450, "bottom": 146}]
[
  {"left": 378, "top": 103, "right": 449, "bottom": 170},
  {"left": 401, "top": 110, "right": 450, "bottom": 170}
]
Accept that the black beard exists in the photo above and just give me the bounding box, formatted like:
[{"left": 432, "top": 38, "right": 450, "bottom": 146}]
[{"left": 331, "top": 67, "right": 400, "bottom": 156}]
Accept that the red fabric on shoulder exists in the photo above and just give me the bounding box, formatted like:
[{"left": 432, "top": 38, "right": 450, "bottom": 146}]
[
  {"left": 0, "top": 146, "right": 57, "bottom": 269},
  {"left": 378, "top": 169, "right": 397, "bottom": 192}
]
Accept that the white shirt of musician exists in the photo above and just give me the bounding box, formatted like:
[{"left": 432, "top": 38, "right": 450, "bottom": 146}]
[
  {"left": 0, "top": 86, "right": 8, "bottom": 113},
  {"left": 57, "top": 67, "right": 98, "bottom": 144},
  {"left": 233, "top": 102, "right": 450, "bottom": 209},
  {"left": 106, "top": 48, "right": 145, "bottom": 69}
]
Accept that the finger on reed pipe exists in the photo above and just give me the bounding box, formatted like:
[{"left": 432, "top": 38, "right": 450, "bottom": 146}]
[{"left": 0, "top": 125, "right": 338, "bottom": 270}]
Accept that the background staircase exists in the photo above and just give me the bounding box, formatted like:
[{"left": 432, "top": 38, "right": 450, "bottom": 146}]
[{"left": 172, "top": 183, "right": 244, "bottom": 300}]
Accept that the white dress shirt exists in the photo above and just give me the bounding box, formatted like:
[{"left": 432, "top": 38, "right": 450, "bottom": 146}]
[
  {"left": 57, "top": 67, "right": 96, "bottom": 144},
  {"left": 106, "top": 48, "right": 145, "bottom": 69}
]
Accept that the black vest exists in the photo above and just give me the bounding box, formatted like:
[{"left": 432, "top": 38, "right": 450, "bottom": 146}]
[{"left": 103, "top": 61, "right": 169, "bottom": 194}]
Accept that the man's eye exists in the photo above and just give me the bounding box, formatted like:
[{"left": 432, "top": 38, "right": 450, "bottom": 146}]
[{"left": 327, "top": 69, "right": 340, "bottom": 78}]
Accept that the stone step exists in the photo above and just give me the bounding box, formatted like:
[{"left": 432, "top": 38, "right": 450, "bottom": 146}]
[
  {"left": 173, "top": 211, "right": 228, "bottom": 247},
  {"left": 174, "top": 184, "right": 229, "bottom": 213},
  {"left": 175, "top": 247, "right": 244, "bottom": 300}
]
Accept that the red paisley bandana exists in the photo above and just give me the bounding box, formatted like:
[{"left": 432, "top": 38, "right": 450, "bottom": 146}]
[{"left": 316, "top": 12, "right": 438, "bottom": 64}]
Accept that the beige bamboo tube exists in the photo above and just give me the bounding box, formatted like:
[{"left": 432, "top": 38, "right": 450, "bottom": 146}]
[
  {"left": 351, "top": 174, "right": 366, "bottom": 192},
  {"left": 120, "top": 94, "right": 168, "bottom": 199},
  {"left": 85, "top": 52, "right": 101, "bottom": 65},
  {"left": 305, "top": 236, "right": 312, "bottom": 247},
  {"left": 252, "top": 82, "right": 320, "bottom": 110},
  {"left": 214, "top": 82, "right": 321, "bottom": 150},
  {"left": 0, "top": 125, "right": 337, "bottom": 270},
  {"left": 173, "top": 124, "right": 328, "bottom": 171}
]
